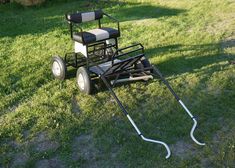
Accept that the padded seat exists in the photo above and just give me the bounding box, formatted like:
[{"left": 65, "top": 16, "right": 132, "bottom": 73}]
[{"left": 73, "top": 27, "right": 120, "bottom": 44}]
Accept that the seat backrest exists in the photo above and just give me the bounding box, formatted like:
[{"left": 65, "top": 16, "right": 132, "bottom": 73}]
[{"left": 66, "top": 10, "right": 103, "bottom": 24}]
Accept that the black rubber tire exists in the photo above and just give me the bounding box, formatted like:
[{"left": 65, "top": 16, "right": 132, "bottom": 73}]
[
  {"left": 76, "top": 66, "right": 92, "bottom": 94},
  {"left": 141, "top": 57, "right": 151, "bottom": 69},
  {"left": 106, "top": 47, "right": 114, "bottom": 57},
  {"left": 136, "top": 57, "right": 152, "bottom": 71},
  {"left": 51, "top": 56, "right": 67, "bottom": 80}
]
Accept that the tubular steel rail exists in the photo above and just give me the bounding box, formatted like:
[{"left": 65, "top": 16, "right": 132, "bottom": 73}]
[{"left": 87, "top": 44, "right": 205, "bottom": 159}]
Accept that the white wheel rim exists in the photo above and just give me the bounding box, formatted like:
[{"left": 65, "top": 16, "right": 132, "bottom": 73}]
[
  {"left": 52, "top": 61, "right": 61, "bottom": 76},
  {"left": 77, "top": 73, "right": 85, "bottom": 90}
]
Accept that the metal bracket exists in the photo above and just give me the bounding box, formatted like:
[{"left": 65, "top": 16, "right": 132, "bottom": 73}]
[{"left": 110, "top": 75, "right": 153, "bottom": 85}]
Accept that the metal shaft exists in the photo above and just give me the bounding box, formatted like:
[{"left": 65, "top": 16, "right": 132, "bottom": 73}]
[
  {"left": 101, "top": 75, "right": 171, "bottom": 159},
  {"left": 179, "top": 100, "right": 206, "bottom": 145},
  {"left": 152, "top": 66, "right": 205, "bottom": 146}
]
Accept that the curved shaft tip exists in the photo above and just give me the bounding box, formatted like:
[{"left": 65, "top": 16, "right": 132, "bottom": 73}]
[
  {"left": 140, "top": 135, "right": 171, "bottom": 159},
  {"left": 191, "top": 118, "right": 206, "bottom": 146},
  {"left": 178, "top": 100, "right": 205, "bottom": 146}
]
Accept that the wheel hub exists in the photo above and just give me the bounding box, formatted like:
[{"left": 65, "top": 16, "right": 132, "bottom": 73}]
[
  {"left": 77, "top": 73, "right": 85, "bottom": 90},
  {"left": 52, "top": 61, "right": 61, "bottom": 76}
]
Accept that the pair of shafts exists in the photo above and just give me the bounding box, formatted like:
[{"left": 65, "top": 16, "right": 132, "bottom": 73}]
[{"left": 100, "top": 66, "right": 205, "bottom": 159}]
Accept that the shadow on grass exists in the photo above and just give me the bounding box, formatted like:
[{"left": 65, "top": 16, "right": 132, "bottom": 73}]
[
  {"left": 0, "top": 1, "right": 185, "bottom": 38},
  {"left": 1, "top": 43, "right": 233, "bottom": 167},
  {"left": 111, "top": 4, "right": 185, "bottom": 22},
  {"left": 88, "top": 49, "right": 234, "bottom": 161},
  {"left": 66, "top": 40, "right": 234, "bottom": 93},
  {"left": 144, "top": 40, "right": 235, "bottom": 76}
]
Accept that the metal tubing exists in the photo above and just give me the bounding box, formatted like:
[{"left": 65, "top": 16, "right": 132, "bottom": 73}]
[
  {"left": 152, "top": 66, "right": 205, "bottom": 146},
  {"left": 110, "top": 75, "right": 153, "bottom": 85},
  {"left": 126, "top": 114, "right": 141, "bottom": 135},
  {"left": 179, "top": 100, "right": 206, "bottom": 146},
  {"left": 152, "top": 67, "right": 180, "bottom": 101},
  {"left": 126, "top": 114, "right": 171, "bottom": 159},
  {"left": 104, "top": 66, "right": 152, "bottom": 78},
  {"left": 112, "top": 43, "right": 143, "bottom": 58},
  {"left": 117, "top": 43, "right": 143, "bottom": 52},
  {"left": 140, "top": 135, "right": 171, "bottom": 159},
  {"left": 178, "top": 100, "right": 193, "bottom": 118},
  {"left": 115, "top": 48, "right": 143, "bottom": 58},
  {"left": 101, "top": 76, "right": 128, "bottom": 115},
  {"left": 103, "top": 12, "right": 120, "bottom": 33},
  {"left": 100, "top": 75, "right": 171, "bottom": 159}
]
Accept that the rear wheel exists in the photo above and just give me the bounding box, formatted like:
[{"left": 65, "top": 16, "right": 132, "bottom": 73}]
[
  {"left": 52, "top": 56, "right": 67, "bottom": 80},
  {"left": 136, "top": 57, "right": 152, "bottom": 72},
  {"left": 106, "top": 47, "right": 114, "bottom": 58},
  {"left": 135, "top": 57, "right": 161, "bottom": 79},
  {"left": 76, "top": 67, "right": 92, "bottom": 94}
]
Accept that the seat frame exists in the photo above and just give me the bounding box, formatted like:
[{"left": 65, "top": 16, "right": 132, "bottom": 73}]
[
  {"left": 66, "top": 11, "right": 120, "bottom": 45},
  {"left": 64, "top": 10, "right": 120, "bottom": 70}
]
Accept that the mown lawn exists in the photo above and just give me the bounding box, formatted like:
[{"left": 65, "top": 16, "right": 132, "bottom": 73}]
[{"left": 0, "top": 0, "right": 234, "bottom": 167}]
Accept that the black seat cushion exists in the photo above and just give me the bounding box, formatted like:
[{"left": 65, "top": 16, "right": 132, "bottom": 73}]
[{"left": 73, "top": 27, "right": 120, "bottom": 44}]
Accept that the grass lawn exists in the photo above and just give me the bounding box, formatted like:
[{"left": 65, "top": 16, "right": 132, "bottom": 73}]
[{"left": 0, "top": 0, "right": 235, "bottom": 167}]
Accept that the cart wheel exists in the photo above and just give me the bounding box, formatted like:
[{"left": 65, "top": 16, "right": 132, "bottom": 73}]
[
  {"left": 52, "top": 56, "right": 67, "bottom": 80},
  {"left": 141, "top": 57, "right": 151, "bottom": 68},
  {"left": 106, "top": 47, "right": 114, "bottom": 57},
  {"left": 136, "top": 57, "right": 152, "bottom": 71},
  {"left": 76, "top": 67, "right": 92, "bottom": 94}
]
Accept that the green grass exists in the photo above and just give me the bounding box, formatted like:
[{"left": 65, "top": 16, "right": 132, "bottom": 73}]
[{"left": 0, "top": 0, "right": 235, "bottom": 167}]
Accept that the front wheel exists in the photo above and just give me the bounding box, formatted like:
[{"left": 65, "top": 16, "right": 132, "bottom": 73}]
[
  {"left": 51, "top": 56, "right": 67, "bottom": 80},
  {"left": 76, "top": 67, "right": 92, "bottom": 94}
]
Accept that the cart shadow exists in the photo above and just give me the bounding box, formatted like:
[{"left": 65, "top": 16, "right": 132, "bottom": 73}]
[{"left": 144, "top": 40, "right": 235, "bottom": 77}]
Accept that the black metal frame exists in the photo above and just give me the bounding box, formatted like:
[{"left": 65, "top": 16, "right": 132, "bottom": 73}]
[
  {"left": 66, "top": 12, "right": 120, "bottom": 45},
  {"left": 86, "top": 43, "right": 150, "bottom": 86},
  {"left": 56, "top": 10, "right": 205, "bottom": 159},
  {"left": 64, "top": 11, "right": 121, "bottom": 71},
  {"left": 64, "top": 41, "right": 117, "bottom": 70},
  {"left": 63, "top": 10, "right": 197, "bottom": 130}
]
